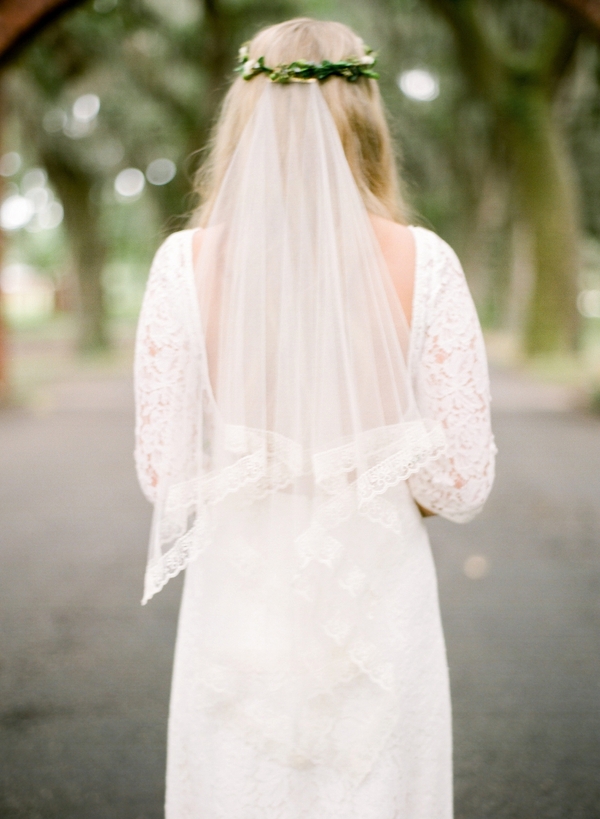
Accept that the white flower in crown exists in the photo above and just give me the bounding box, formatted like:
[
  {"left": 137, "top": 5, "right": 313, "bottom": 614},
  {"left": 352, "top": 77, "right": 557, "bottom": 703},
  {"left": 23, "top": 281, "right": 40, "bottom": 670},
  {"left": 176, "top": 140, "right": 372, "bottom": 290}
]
[
  {"left": 360, "top": 54, "right": 376, "bottom": 66},
  {"left": 238, "top": 44, "right": 250, "bottom": 61},
  {"left": 242, "top": 59, "right": 259, "bottom": 77}
]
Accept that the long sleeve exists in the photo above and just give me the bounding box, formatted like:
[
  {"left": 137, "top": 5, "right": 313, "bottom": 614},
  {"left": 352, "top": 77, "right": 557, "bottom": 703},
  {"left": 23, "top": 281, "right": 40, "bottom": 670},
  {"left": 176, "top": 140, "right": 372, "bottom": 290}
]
[
  {"left": 408, "top": 232, "right": 496, "bottom": 523},
  {"left": 134, "top": 232, "right": 192, "bottom": 504}
]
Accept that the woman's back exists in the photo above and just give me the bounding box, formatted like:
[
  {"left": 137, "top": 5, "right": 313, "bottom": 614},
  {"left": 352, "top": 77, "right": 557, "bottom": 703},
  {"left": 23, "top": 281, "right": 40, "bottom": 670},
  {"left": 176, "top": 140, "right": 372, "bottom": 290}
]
[
  {"left": 369, "top": 216, "right": 416, "bottom": 327},
  {"left": 193, "top": 215, "right": 416, "bottom": 333}
]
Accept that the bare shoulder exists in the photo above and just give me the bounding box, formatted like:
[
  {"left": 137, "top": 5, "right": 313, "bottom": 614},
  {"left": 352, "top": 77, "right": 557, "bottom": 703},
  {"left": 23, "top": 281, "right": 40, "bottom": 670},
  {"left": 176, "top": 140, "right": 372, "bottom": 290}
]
[
  {"left": 369, "top": 215, "right": 414, "bottom": 249},
  {"left": 369, "top": 215, "right": 416, "bottom": 324}
]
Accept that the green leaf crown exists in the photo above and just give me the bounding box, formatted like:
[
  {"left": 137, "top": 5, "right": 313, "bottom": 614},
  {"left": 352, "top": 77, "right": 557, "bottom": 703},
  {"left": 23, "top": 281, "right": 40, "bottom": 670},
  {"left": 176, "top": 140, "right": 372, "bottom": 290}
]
[{"left": 235, "top": 44, "right": 379, "bottom": 84}]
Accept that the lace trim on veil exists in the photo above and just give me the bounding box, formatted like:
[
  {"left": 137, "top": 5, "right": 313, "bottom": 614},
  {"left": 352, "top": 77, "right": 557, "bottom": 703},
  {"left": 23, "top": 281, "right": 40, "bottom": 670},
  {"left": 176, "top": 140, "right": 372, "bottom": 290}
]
[
  {"left": 143, "top": 419, "right": 444, "bottom": 780},
  {"left": 143, "top": 419, "right": 445, "bottom": 603}
]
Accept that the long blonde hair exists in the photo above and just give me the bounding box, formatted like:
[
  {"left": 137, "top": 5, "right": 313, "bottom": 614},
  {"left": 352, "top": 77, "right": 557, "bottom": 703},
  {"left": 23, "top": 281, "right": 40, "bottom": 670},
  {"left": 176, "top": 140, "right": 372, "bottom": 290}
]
[{"left": 191, "top": 18, "right": 409, "bottom": 226}]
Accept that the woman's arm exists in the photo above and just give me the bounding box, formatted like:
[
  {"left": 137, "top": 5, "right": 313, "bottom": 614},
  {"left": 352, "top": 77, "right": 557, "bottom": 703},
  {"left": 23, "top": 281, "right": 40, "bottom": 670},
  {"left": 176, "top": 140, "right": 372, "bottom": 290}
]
[
  {"left": 134, "top": 233, "right": 190, "bottom": 504},
  {"left": 408, "top": 236, "right": 496, "bottom": 523}
]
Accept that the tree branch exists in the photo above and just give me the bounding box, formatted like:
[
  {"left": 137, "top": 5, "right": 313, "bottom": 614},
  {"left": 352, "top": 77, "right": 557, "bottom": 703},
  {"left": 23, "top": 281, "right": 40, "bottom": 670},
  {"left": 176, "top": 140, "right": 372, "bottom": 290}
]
[
  {"left": 425, "top": 0, "right": 508, "bottom": 98},
  {"left": 0, "top": 0, "right": 86, "bottom": 67},
  {"left": 544, "top": 0, "right": 600, "bottom": 38},
  {"left": 532, "top": 12, "right": 580, "bottom": 88},
  {"left": 429, "top": 0, "right": 580, "bottom": 104}
]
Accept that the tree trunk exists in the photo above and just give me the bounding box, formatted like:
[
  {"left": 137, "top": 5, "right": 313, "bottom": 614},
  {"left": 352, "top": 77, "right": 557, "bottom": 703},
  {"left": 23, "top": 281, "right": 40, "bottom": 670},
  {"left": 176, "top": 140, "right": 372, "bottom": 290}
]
[
  {"left": 43, "top": 153, "right": 109, "bottom": 352},
  {"left": 502, "top": 91, "right": 579, "bottom": 353},
  {"left": 0, "top": 81, "right": 9, "bottom": 403},
  {"left": 0, "top": 0, "right": 87, "bottom": 66},
  {"left": 426, "top": 0, "right": 581, "bottom": 355},
  {"left": 0, "top": 231, "right": 8, "bottom": 404}
]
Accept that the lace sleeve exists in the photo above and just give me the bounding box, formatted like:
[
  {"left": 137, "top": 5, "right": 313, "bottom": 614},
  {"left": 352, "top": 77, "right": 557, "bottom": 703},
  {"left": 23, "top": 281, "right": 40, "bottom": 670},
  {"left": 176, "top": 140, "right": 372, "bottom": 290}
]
[
  {"left": 408, "top": 232, "right": 496, "bottom": 523},
  {"left": 134, "top": 233, "right": 191, "bottom": 504}
]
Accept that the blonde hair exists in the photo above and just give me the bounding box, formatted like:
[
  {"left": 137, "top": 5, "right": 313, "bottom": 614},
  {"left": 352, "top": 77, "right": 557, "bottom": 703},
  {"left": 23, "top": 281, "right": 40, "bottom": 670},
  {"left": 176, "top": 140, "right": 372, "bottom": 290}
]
[{"left": 191, "top": 18, "right": 409, "bottom": 225}]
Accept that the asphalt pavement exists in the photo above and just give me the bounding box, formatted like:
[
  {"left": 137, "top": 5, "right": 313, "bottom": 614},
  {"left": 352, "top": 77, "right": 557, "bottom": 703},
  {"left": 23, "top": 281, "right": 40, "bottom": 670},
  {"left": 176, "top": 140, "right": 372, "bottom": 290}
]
[{"left": 0, "top": 372, "right": 599, "bottom": 819}]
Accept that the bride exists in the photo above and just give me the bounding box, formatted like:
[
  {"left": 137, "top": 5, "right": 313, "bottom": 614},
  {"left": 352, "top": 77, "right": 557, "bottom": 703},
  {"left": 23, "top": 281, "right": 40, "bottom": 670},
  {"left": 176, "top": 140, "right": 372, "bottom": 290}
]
[{"left": 134, "top": 17, "right": 495, "bottom": 819}]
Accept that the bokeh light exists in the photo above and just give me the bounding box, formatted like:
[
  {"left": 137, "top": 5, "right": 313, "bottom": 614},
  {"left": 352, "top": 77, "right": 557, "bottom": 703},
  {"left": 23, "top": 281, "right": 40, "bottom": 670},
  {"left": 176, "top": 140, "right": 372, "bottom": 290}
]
[
  {"left": 0, "top": 152, "right": 21, "bottom": 177},
  {"left": 114, "top": 167, "right": 145, "bottom": 199},
  {"left": 22, "top": 168, "right": 47, "bottom": 191},
  {"left": 37, "top": 201, "right": 64, "bottom": 231},
  {"left": 73, "top": 94, "right": 100, "bottom": 123},
  {"left": 577, "top": 289, "right": 600, "bottom": 319},
  {"left": 463, "top": 554, "right": 489, "bottom": 579},
  {"left": 146, "top": 158, "right": 176, "bottom": 186},
  {"left": 0, "top": 195, "right": 34, "bottom": 230},
  {"left": 25, "top": 186, "right": 50, "bottom": 213},
  {"left": 398, "top": 69, "right": 440, "bottom": 102}
]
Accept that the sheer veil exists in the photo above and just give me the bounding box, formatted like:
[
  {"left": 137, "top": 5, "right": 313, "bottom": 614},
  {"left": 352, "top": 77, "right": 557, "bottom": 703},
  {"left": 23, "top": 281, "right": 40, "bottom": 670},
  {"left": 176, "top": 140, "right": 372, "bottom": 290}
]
[{"left": 143, "top": 80, "right": 445, "bottom": 779}]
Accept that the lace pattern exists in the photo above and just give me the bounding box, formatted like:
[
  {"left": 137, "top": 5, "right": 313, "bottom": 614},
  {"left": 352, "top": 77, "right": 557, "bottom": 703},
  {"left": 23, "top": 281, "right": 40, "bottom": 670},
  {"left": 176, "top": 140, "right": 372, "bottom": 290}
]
[
  {"left": 134, "top": 226, "right": 495, "bottom": 788},
  {"left": 134, "top": 231, "right": 200, "bottom": 506},
  {"left": 166, "top": 499, "right": 454, "bottom": 819},
  {"left": 407, "top": 227, "right": 496, "bottom": 522}
]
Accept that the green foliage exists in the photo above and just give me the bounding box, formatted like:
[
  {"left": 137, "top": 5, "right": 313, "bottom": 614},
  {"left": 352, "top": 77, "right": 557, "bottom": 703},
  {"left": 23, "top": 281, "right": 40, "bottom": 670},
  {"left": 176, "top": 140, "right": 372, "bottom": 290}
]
[
  {"left": 235, "top": 49, "right": 379, "bottom": 82},
  {"left": 2, "top": 0, "right": 600, "bottom": 357}
]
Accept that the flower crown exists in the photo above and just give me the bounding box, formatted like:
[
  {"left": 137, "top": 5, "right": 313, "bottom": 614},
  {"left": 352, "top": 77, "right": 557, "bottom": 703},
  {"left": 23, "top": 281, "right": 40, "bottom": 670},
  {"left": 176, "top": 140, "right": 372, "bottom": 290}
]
[{"left": 235, "top": 43, "right": 379, "bottom": 83}]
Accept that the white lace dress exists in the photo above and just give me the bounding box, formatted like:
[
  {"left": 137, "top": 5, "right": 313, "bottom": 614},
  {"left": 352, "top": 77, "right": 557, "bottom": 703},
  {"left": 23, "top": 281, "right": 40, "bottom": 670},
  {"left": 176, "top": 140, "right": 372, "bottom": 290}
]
[{"left": 134, "top": 226, "right": 496, "bottom": 819}]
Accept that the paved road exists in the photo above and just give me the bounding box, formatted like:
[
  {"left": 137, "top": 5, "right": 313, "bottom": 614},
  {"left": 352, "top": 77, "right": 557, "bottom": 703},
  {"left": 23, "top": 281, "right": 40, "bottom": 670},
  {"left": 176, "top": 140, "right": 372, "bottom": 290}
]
[{"left": 0, "top": 375, "right": 599, "bottom": 819}]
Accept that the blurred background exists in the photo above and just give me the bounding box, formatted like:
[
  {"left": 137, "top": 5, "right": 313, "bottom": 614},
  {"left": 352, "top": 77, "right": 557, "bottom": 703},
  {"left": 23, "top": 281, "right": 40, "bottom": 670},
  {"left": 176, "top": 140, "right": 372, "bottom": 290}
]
[
  {"left": 0, "top": 1, "right": 599, "bottom": 818},
  {"left": 2, "top": 0, "right": 600, "bottom": 397}
]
